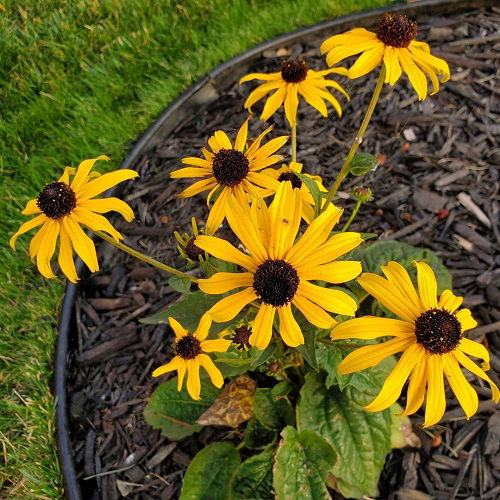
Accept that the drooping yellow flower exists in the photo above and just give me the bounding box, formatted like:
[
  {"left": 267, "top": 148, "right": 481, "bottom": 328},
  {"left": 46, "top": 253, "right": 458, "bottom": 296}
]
[
  {"left": 171, "top": 119, "right": 286, "bottom": 234},
  {"left": 195, "top": 182, "right": 363, "bottom": 350},
  {"left": 10, "top": 156, "right": 138, "bottom": 283},
  {"left": 239, "top": 58, "right": 349, "bottom": 127},
  {"left": 321, "top": 14, "right": 450, "bottom": 100},
  {"left": 261, "top": 161, "right": 328, "bottom": 223},
  {"left": 152, "top": 314, "right": 231, "bottom": 400},
  {"left": 331, "top": 261, "right": 500, "bottom": 427}
]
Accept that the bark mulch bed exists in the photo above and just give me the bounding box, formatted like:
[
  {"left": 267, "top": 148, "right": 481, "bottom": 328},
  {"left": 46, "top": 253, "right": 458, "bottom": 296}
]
[{"left": 67, "top": 7, "right": 500, "bottom": 500}]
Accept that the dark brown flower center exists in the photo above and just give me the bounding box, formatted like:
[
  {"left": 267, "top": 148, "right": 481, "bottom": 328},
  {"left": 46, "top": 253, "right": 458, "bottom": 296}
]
[
  {"left": 414, "top": 308, "right": 462, "bottom": 355},
  {"left": 232, "top": 325, "right": 252, "bottom": 350},
  {"left": 186, "top": 237, "right": 204, "bottom": 261},
  {"left": 37, "top": 181, "right": 76, "bottom": 219},
  {"left": 212, "top": 149, "right": 250, "bottom": 187},
  {"left": 376, "top": 14, "right": 417, "bottom": 48},
  {"left": 281, "top": 58, "right": 308, "bottom": 83},
  {"left": 277, "top": 171, "right": 302, "bottom": 189},
  {"left": 253, "top": 259, "right": 299, "bottom": 307},
  {"left": 175, "top": 335, "right": 201, "bottom": 360}
]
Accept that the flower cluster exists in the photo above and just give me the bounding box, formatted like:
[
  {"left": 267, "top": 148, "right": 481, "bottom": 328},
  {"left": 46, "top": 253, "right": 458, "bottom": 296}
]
[{"left": 11, "top": 12, "right": 496, "bottom": 438}]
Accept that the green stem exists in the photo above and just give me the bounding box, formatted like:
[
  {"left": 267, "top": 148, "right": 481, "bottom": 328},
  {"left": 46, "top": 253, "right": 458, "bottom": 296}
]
[
  {"left": 94, "top": 230, "right": 198, "bottom": 283},
  {"left": 291, "top": 123, "right": 297, "bottom": 163},
  {"left": 321, "top": 66, "right": 386, "bottom": 213},
  {"left": 341, "top": 200, "right": 361, "bottom": 232}
]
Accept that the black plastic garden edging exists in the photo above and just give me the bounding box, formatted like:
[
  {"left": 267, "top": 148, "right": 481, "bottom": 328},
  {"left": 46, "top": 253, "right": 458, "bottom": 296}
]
[{"left": 55, "top": 0, "right": 493, "bottom": 497}]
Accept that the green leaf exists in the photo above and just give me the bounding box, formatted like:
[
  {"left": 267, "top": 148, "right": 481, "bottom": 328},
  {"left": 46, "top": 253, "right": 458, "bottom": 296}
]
[
  {"left": 295, "top": 172, "right": 322, "bottom": 217},
  {"left": 249, "top": 343, "right": 276, "bottom": 369},
  {"left": 140, "top": 290, "right": 242, "bottom": 331},
  {"left": 295, "top": 313, "right": 320, "bottom": 370},
  {"left": 231, "top": 447, "right": 274, "bottom": 500},
  {"left": 254, "top": 388, "right": 294, "bottom": 430},
  {"left": 271, "top": 381, "right": 294, "bottom": 398},
  {"left": 243, "top": 417, "right": 277, "bottom": 449},
  {"left": 316, "top": 343, "right": 351, "bottom": 390},
  {"left": 274, "top": 426, "right": 336, "bottom": 500},
  {"left": 349, "top": 153, "right": 378, "bottom": 176},
  {"left": 297, "top": 372, "right": 393, "bottom": 498},
  {"left": 180, "top": 442, "right": 240, "bottom": 500},
  {"left": 143, "top": 378, "right": 220, "bottom": 440},
  {"left": 168, "top": 275, "right": 192, "bottom": 294}
]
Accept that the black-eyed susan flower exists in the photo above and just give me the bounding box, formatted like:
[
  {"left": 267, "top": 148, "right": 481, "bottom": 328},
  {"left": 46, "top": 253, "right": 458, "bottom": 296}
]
[
  {"left": 331, "top": 261, "right": 500, "bottom": 427},
  {"left": 171, "top": 119, "right": 286, "bottom": 235},
  {"left": 321, "top": 14, "right": 450, "bottom": 100},
  {"left": 195, "top": 182, "right": 363, "bottom": 350},
  {"left": 152, "top": 314, "right": 231, "bottom": 401},
  {"left": 10, "top": 156, "right": 137, "bottom": 283},
  {"left": 174, "top": 217, "right": 206, "bottom": 265},
  {"left": 261, "top": 161, "right": 328, "bottom": 223},
  {"left": 239, "top": 58, "right": 349, "bottom": 127}
]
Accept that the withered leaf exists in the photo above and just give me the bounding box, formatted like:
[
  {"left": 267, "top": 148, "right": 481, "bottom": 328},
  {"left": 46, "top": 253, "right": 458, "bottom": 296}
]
[{"left": 196, "top": 376, "right": 256, "bottom": 428}]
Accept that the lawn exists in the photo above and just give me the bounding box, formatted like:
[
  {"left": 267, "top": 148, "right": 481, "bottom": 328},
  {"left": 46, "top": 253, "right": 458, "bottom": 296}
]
[{"left": 0, "top": 0, "right": 390, "bottom": 496}]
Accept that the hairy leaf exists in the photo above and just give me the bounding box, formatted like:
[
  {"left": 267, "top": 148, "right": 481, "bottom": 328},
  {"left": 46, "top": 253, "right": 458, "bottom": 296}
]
[{"left": 231, "top": 447, "right": 274, "bottom": 499}]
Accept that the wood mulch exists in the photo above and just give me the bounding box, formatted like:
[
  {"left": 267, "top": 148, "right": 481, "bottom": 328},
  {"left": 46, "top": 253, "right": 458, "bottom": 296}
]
[{"left": 66, "top": 7, "right": 500, "bottom": 499}]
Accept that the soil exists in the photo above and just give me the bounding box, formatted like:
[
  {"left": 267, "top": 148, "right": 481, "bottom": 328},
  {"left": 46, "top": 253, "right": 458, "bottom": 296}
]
[{"left": 66, "top": 7, "right": 500, "bottom": 500}]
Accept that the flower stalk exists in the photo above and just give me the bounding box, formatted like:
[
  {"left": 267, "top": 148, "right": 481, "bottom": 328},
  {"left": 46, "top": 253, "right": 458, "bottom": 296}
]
[
  {"left": 291, "top": 123, "right": 297, "bottom": 163},
  {"left": 341, "top": 200, "right": 361, "bottom": 232},
  {"left": 94, "top": 230, "right": 198, "bottom": 283},
  {"left": 321, "top": 66, "right": 386, "bottom": 213}
]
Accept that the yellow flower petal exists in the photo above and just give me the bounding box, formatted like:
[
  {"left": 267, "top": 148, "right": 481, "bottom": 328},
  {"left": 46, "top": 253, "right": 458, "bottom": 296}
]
[
  {"left": 245, "top": 126, "right": 273, "bottom": 158},
  {"left": 71, "top": 209, "right": 123, "bottom": 241},
  {"left": 21, "top": 199, "right": 41, "bottom": 216},
  {"left": 453, "top": 350, "right": 500, "bottom": 402},
  {"left": 36, "top": 218, "right": 59, "bottom": 279},
  {"left": 58, "top": 226, "right": 79, "bottom": 283},
  {"left": 383, "top": 46, "right": 402, "bottom": 86},
  {"left": 169, "top": 317, "right": 188, "bottom": 339},
  {"left": 413, "top": 261, "right": 438, "bottom": 309},
  {"left": 455, "top": 308, "right": 477, "bottom": 332},
  {"left": 239, "top": 72, "right": 282, "bottom": 83},
  {"left": 77, "top": 169, "right": 138, "bottom": 200},
  {"left": 198, "top": 272, "right": 254, "bottom": 295},
  {"left": 10, "top": 214, "right": 46, "bottom": 249},
  {"left": 320, "top": 28, "right": 377, "bottom": 54},
  {"left": 176, "top": 178, "right": 218, "bottom": 198},
  {"left": 331, "top": 317, "right": 415, "bottom": 341},
  {"left": 347, "top": 43, "right": 384, "bottom": 79},
  {"left": 297, "top": 281, "right": 357, "bottom": 316},
  {"left": 382, "top": 261, "right": 423, "bottom": 311},
  {"left": 193, "top": 313, "right": 212, "bottom": 341},
  {"left": 260, "top": 85, "right": 287, "bottom": 122},
  {"left": 62, "top": 216, "right": 99, "bottom": 273},
  {"left": 170, "top": 166, "right": 212, "bottom": 178},
  {"left": 423, "top": 354, "right": 446, "bottom": 427},
  {"left": 152, "top": 356, "right": 183, "bottom": 377},
  {"left": 198, "top": 354, "right": 224, "bottom": 388},
  {"left": 364, "top": 343, "right": 424, "bottom": 412},
  {"left": 234, "top": 118, "right": 250, "bottom": 152},
  {"left": 180, "top": 157, "right": 212, "bottom": 168},
  {"left": 325, "top": 39, "right": 381, "bottom": 67},
  {"left": 195, "top": 235, "right": 258, "bottom": 272},
  {"left": 78, "top": 197, "right": 135, "bottom": 222},
  {"left": 399, "top": 48, "right": 427, "bottom": 101},
  {"left": 458, "top": 337, "right": 490, "bottom": 370},
  {"left": 438, "top": 289, "right": 463, "bottom": 313},
  {"left": 293, "top": 294, "right": 337, "bottom": 329},
  {"left": 357, "top": 273, "right": 419, "bottom": 323},
  {"left": 186, "top": 358, "right": 201, "bottom": 400},
  {"left": 70, "top": 155, "right": 110, "bottom": 192},
  {"left": 200, "top": 338, "right": 232, "bottom": 353},
  {"left": 338, "top": 336, "right": 416, "bottom": 375},
  {"left": 277, "top": 304, "right": 304, "bottom": 347},
  {"left": 177, "top": 362, "right": 187, "bottom": 392},
  {"left": 442, "top": 354, "right": 478, "bottom": 420},
  {"left": 244, "top": 81, "right": 284, "bottom": 111},
  {"left": 207, "top": 288, "right": 257, "bottom": 323},
  {"left": 206, "top": 186, "right": 230, "bottom": 235},
  {"left": 249, "top": 304, "right": 275, "bottom": 350},
  {"left": 402, "top": 354, "right": 427, "bottom": 416},
  {"left": 408, "top": 45, "right": 450, "bottom": 82},
  {"left": 300, "top": 261, "right": 361, "bottom": 284},
  {"left": 284, "top": 84, "right": 299, "bottom": 126},
  {"left": 298, "top": 81, "right": 328, "bottom": 116}
]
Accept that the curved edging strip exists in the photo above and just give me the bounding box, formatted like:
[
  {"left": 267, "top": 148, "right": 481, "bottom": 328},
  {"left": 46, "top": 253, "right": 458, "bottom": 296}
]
[{"left": 54, "top": 0, "right": 492, "bottom": 497}]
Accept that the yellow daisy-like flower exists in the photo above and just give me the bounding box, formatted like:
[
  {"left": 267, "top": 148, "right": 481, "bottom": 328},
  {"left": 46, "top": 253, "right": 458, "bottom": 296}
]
[
  {"left": 331, "top": 261, "right": 500, "bottom": 427},
  {"left": 171, "top": 119, "right": 286, "bottom": 234},
  {"left": 239, "top": 57, "right": 349, "bottom": 127},
  {"left": 152, "top": 314, "right": 231, "bottom": 400},
  {"left": 10, "top": 155, "right": 138, "bottom": 283},
  {"left": 195, "top": 182, "right": 363, "bottom": 350},
  {"left": 321, "top": 14, "right": 450, "bottom": 100},
  {"left": 262, "top": 161, "right": 328, "bottom": 223}
]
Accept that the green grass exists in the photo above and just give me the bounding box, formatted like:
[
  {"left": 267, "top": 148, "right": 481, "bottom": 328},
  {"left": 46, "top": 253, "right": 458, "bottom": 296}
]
[{"left": 0, "top": 0, "right": 391, "bottom": 496}]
